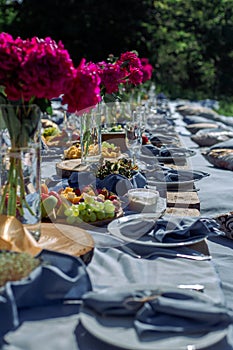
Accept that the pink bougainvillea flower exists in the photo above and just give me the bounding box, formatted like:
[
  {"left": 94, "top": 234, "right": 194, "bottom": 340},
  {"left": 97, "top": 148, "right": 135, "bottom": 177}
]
[
  {"left": 0, "top": 34, "right": 75, "bottom": 101},
  {"left": 97, "top": 61, "right": 124, "bottom": 94},
  {"left": 63, "top": 58, "right": 101, "bottom": 114},
  {"left": 140, "top": 57, "right": 154, "bottom": 83},
  {"left": 0, "top": 33, "right": 22, "bottom": 85},
  {"left": 116, "top": 51, "right": 143, "bottom": 86},
  {"left": 117, "top": 51, "right": 143, "bottom": 70},
  {"left": 127, "top": 67, "right": 143, "bottom": 85}
]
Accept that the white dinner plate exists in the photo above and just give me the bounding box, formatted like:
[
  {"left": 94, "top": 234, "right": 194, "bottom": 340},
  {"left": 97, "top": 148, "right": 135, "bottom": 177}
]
[
  {"left": 154, "top": 149, "right": 196, "bottom": 162},
  {"left": 147, "top": 179, "right": 195, "bottom": 190},
  {"left": 80, "top": 285, "right": 228, "bottom": 350},
  {"left": 107, "top": 213, "right": 208, "bottom": 248}
]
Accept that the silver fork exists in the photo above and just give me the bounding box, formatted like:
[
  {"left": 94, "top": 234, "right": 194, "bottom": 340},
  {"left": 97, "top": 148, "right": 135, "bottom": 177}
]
[{"left": 120, "top": 246, "right": 212, "bottom": 261}]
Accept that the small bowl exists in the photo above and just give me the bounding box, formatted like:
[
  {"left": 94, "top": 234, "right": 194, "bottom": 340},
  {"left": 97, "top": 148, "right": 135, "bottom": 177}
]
[{"left": 127, "top": 188, "right": 159, "bottom": 213}]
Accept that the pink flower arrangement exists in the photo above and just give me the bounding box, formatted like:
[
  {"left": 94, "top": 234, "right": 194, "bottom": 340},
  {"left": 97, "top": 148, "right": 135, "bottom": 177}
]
[
  {"left": 0, "top": 33, "right": 74, "bottom": 102},
  {"left": 97, "top": 61, "right": 124, "bottom": 95},
  {"left": 63, "top": 58, "right": 101, "bottom": 114},
  {"left": 0, "top": 32, "right": 102, "bottom": 114},
  {"left": 0, "top": 32, "right": 153, "bottom": 112},
  {"left": 140, "top": 57, "right": 154, "bottom": 83},
  {"left": 97, "top": 51, "right": 144, "bottom": 99},
  {"left": 116, "top": 51, "right": 143, "bottom": 86}
]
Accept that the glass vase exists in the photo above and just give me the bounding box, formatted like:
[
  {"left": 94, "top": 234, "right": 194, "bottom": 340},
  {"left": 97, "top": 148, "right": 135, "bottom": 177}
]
[
  {"left": 0, "top": 104, "right": 41, "bottom": 241},
  {"left": 80, "top": 107, "right": 102, "bottom": 165}
]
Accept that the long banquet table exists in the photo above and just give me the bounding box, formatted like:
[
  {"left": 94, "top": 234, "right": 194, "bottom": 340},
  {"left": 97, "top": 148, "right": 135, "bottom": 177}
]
[{"left": 1, "top": 101, "right": 233, "bottom": 350}]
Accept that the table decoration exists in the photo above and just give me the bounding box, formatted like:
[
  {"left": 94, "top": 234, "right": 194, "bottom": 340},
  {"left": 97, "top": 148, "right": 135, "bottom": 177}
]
[
  {"left": 0, "top": 214, "right": 41, "bottom": 256},
  {"left": 62, "top": 59, "right": 102, "bottom": 166},
  {"left": 0, "top": 33, "right": 75, "bottom": 241},
  {"left": 0, "top": 104, "right": 42, "bottom": 240},
  {"left": 0, "top": 251, "right": 40, "bottom": 288}
]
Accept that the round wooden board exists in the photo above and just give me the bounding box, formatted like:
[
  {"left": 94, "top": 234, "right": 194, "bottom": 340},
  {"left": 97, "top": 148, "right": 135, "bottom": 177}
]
[
  {"left": 56, "top": 159, "right": 88, "bottom": 177},
  {"left": 56, "top": 156, "right": 129, "bottom": 177},
  {"left": 39, "top": 222, "right": 95, "bottom": 264}
]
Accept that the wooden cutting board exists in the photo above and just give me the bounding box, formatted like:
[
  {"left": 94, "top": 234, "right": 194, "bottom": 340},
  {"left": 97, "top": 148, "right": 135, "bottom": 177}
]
[{"left": 40, "top": 222, "right": 95, "bottom": 264}]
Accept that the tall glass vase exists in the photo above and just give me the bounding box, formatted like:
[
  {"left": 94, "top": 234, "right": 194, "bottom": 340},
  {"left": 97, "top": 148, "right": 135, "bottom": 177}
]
[
  {"left": 80, "top": 106, "right": 102, "bottom": 165},
  {"left": 0, "top": 104, "right": 41, "bottom": 242}
]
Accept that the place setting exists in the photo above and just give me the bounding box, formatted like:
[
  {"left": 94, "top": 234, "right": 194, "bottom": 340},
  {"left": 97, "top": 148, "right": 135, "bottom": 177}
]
[
  {"left": 78, "top": 284, "right": 232, "bottom": 350},
  {"left": 141, "top": 144, "right": 196, "bottom": 164},
  {"left": 107, "top": 214, "right": 222, "bottom": 249},
  {"left": 144, "top": 168, "right": 210, "bottom": 191}
]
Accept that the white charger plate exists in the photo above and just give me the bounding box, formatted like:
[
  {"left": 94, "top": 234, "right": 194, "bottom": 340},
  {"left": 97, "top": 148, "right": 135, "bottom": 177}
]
[
  {"left": 80, "top": 285, "right": 228, "bottom": 350},
  {"left": 156, "top": 149, "right": 196, "bottom": 162},
  {"left": 147, "top": 179, "right": 195, "bottom": 190},
  {"left": 107, "top": 213, "right": 208, "bottom": 248}
]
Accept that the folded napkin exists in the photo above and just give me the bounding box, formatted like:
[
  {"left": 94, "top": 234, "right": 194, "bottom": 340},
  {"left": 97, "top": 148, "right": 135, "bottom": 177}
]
[
  {"left": 0, "top": 250, "right": 92, "bottom": 338},
  {"left": 142, "top": 145, "right": 194, "bottom": 159},
  {"left": 135, "top": 289, "right": 233, "bottom": 335},
  {"left": 82, "top": 287, "right": 151, "bottom": 316},
  {"left": 82, "top": 286, "right": 233, "bottom": 336},
  {"left": 120, "top": 219, "right": 156, "bottom": 239},
  {"left": 159, "top": 147, "right": 194, "bottom": 158},
  {"left": 153, "top": 216, "right": 222, "bottom": 243},
  {"left": 0, "top": 286, "right": 17, "bottom": 338},
  {"left": 150, "top": 134, "right": 177, "bottom": 144},
  {"left": 68, "top": 172, "right": 147, "bottom": 197},
  {"left": 148, "top": 169, "right": 209, "bottom": 183},
  {"left": 119, "top": 216, "right": 222, "bottom": 243},
  {"left": 68, "top": 171, "right": 96, "bottom": 189},
  {"left": 142, "top": 144, "right": 160, "bottom": 157}
]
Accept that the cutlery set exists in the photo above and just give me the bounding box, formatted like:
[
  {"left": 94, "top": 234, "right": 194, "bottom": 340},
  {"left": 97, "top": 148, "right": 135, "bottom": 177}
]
[{"left": 119, "top": 245, "right": 212, "bottom": 261}]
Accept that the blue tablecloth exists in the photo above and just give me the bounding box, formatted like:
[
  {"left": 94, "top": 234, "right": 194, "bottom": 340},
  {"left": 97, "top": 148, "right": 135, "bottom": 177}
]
[{"left": 2, "top": 102, "right": 233, "bottom": 350}]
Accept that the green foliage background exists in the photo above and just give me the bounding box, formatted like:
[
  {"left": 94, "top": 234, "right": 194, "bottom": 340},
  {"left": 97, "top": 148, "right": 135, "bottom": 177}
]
[{"left": 0, "top": 0, "right": 232, "bottom": 101}]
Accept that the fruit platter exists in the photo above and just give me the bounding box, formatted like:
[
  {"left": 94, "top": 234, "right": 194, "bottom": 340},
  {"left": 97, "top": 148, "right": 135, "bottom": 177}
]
[
  {"left": 63, "top": 141, "right": 121, "bottom": 159},
  {"left": 42, "top": 122, "right": 80, "bottom": 148},
  {"left": 41, "top": 183, "right": 123, "bottom": 227}
]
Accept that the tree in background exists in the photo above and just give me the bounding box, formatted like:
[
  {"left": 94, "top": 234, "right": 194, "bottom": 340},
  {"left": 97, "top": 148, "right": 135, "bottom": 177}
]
[
  {"left": 0, "top": 0, "right": 232, "bottom": 100},
  {"left": 145, "top": 0, "right": 233, "bottom": 99}
]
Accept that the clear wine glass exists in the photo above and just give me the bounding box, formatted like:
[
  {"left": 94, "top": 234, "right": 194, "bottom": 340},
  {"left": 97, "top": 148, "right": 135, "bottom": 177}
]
[{"left": 125, "top": 110, "right": 142, "bottom": 166}]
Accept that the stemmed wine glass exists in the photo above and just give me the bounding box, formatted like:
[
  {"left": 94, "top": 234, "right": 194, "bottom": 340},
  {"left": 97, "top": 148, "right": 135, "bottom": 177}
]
[{"left": 124, "top": 110, "right": 142, "bottom": 166}]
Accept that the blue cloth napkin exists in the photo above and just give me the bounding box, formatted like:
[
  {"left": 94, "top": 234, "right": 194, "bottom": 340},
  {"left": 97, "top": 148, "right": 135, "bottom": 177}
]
[
  {"left": 142, "top": 145, "right": 194, "bottom": 158},
  {"left": 147, "top": 169, "right": 209, "bottom": 182},
  {"left": 159, "top": 147, "right": 194, "bottom": 158},
  {"left": 0, "top": 250, "right": 92, "bottom": 338},
  {"left": 142, "top": 144, "right": 160, "bottom": 156},
  {"left": 68, "top": 171, "right": 96, "bottom": 190},
  {"left": 135, "top": 289, "right": 233, "bottom": 335},
  {"left": 119, "top": 216, "right": 222, "bottom": 243},
  {"left": 0, "top": 286, "right": 18, "bottom": 338},
  {"left": 68, "top": 172, "right": 147, "bottom": 197},
  {"left": 82, "top": 286, "right": 233, "bottom": 336},
  {"left": 150, "top": 134, "right": 178, "bottom": 144},
  {"left": 152, "top": 216, "right": 222, "bottom": 243}
]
